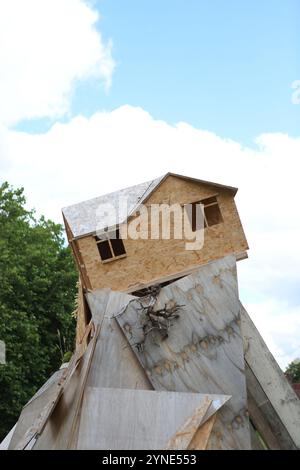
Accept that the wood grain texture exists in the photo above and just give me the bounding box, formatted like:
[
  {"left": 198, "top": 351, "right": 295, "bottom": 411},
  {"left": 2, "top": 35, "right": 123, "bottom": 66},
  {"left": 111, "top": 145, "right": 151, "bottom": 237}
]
[
  {"left": 85, "top": 289, "right": 152, "bottom": 390},
  {"left": 117, "top": 255, "right": 251, "bottom": 449},
  {"left": 249, "top": 421, "right": 266, "bottom": 450},
  {"left": 33, "top": 329, "right": 99, "bottom": 450},
  {"left": 9, "top": 368, "right": 67, "bottom": 450},
  {"left": 247, "top": 389, "right": 280, "bottom": 449},
  {"left": 165, "top": 396, "right": 212, "bottom": 450},
  {"left": 0, "top": 425, "right": 17, "bottom": 450},
  {"left": 241, "top": 304, "right": 300, "bottom": 448},
  {"left": 77, "top": 387, "right": 224, "bottom": 450},
  {"left": 245, "top": 351, "right": 297, "bottom": 449},
  {"left": 188, "top": 414, "right": 217, "bottom": 450}
]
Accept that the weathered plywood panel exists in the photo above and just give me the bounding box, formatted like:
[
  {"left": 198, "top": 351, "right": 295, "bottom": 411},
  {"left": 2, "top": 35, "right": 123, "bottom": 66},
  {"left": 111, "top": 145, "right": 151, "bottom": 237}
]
[
  {"left": 241, "top": 305, "right": 300, "bottom": 448},
  {"left": 117, "top": 256, "right": 251, "bottom": 449},
  {"left": 246, "top": 363, "right": 296, "bottom": 449},
  {"left": 165, "top": 396, "right": 212, "bottom": 450},
  {"left": 77, "top": 387, "right": 226, "bottom": 450},
  {"left": 188, "top": 414, "right": 216, "bottom": 450},
  {"left": 33, "top": 329, "right": 99, "bottom": 450},
  {"left": 8, "top": 368, "right": 66, "bottom": 449},
  {"left": 249, "top": 422, "right": 266, "bottom": 450},
  {"left": 0, "top": 425, "right": 17, "bottom": 450},
  {"left": 86, "top": 290, "right": 152, "bottom": 390}
]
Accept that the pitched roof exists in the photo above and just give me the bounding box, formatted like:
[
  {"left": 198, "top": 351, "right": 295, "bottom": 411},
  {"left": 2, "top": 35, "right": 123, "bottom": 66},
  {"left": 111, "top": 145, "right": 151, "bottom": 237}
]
[{"left": 62, "top": 172, "right": 237, "bottom": 239}]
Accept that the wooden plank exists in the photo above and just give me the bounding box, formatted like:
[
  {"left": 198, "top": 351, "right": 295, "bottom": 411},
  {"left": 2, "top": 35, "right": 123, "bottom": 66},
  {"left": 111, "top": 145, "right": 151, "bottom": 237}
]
[
  {"left": 165, "top": 396, "right": 212, "bottom": 450},
  {"left": 249, "top": 421, "right": 266, "bottom": 450},
  {"left": 117, "top": 255, "right": 251, "bottom": 449},
  {"left": 85, "top": 288, "right": 111, "bottom": 324},
  {"left": 188, "top": 414, "right": 217, "bottom": 450},
  {"left": 247, "top": 389, "right": 280, "bottom": 449},
  {"left": 10, "top": 317, "right": 97, "bottom": 449},
  {"left": 85, "top": 290, "right": 152, "bottom": 391},
  {"left": 245, "top": 362, "right": 297, "bottom": 449},
  {"left": 33, "top": 326, "right": 100, "bottom": 450},
  {"left": 0, "top": 424, "right": 17, "bottom": 450},
  {"left": 9, "top": 367, "right": 68, "bottom": 450},
  {"left": 241, "top": 304, "right": 300, "bottom": 448},
  {"left": 63, "top": 214, "right": 92, "bottom": 291},
  {"left": 77, "top": 387, "right": 225, "bottom": 450}
]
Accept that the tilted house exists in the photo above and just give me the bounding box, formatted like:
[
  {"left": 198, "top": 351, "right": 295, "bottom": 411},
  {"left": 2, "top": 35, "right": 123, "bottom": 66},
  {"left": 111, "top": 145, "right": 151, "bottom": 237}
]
[
  {"left": 3, "top": 172, "right": 300, "bottom": 451},
  {"left": 62, "top": 173, "right": 249, "bottom": 339}
]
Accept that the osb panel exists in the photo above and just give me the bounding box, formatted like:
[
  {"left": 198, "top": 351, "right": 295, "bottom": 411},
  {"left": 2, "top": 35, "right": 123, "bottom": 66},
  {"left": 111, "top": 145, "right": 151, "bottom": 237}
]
[
  {"left": 76, "top": 278, "right": 87, "bottom": 345},
  {"left": 76, "top": 175, "right": 248, "bottom": 292}
]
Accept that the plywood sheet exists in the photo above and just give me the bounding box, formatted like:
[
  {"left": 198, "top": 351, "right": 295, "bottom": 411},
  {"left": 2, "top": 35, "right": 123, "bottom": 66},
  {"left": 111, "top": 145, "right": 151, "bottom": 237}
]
[
  {"left": 77, "top": 387, "right": 227, "bottom": 450},
  {"left": 85, "top": 289, "right": 152, "bottom": 390},
  {"left": 117, "top": 255, "right": 251, "bottom": 449},
  {"left": 8, "top": 368, "right": 66, "bottom": 449},
  {"left": 241, "top": 304, "right": 300, "bottom": 449},
  {"left": 188, "top": 414, "right": 217, "bottom": 450},
  {"left": 33, "top": 329, "right": 99, "bottom": 450}
]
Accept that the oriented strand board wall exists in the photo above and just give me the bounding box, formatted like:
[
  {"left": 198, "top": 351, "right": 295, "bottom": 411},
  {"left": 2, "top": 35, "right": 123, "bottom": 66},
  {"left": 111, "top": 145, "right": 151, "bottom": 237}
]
[{"left": 76, "top": 176, "right": 248, "bottom": 292}]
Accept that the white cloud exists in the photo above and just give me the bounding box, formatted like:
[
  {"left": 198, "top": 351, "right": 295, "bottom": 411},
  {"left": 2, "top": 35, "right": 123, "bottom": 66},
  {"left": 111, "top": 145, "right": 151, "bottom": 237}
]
[
  {"left": 0, "top": 0, "right": 115, "bottom": 125},
  {"left": 0, "top": 105, "right": 299, "bottom": 368}
]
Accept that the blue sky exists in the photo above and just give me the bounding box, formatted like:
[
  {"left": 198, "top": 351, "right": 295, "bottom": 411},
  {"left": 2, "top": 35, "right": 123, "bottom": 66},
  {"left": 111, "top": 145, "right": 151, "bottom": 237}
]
[
  {"left": 18, "top": 0, "right": 300, "bottom": 143},
  {"left": 1, "top": 0, "right": 300, "bottom": 368}
]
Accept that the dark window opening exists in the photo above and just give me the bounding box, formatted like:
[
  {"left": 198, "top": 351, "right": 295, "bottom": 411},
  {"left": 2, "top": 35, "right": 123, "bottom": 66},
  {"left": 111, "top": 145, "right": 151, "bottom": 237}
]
[
  {"left": 204, "top": 203, "right": 223, "bottom": 226},
  {"left": 110, "top": 237, "right": 126, "bottom": 257},
  {"left": 97, "top": 240, "right": 113, "bottom": 261},
  {"left": 187, "top": 195, "right": 223, "bottom": 231},
  {"left": 95, "top": 228, "right": 126, "bottom": 262}
]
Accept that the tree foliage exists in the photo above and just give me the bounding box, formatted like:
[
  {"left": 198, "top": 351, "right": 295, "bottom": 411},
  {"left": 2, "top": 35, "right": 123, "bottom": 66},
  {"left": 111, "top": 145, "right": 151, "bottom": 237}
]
[
  {"left": 285, "top": 359, "right": 300, "bottom": 383},
  {"left": 0, "top": 182, "right": 77, "bottom": 440}
]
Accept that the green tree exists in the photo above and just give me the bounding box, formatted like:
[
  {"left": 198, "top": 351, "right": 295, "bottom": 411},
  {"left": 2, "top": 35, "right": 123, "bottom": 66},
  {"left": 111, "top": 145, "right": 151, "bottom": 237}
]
[
  {"left": 285, "top": 359, "right": 300, "bottom": 383},
  {"left": 0, "top": 182, "right": 77, "bottom": 440}
]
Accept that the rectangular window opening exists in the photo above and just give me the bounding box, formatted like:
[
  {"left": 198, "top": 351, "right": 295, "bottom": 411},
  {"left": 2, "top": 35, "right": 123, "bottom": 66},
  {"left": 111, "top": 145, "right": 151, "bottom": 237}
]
[
  {"left": 204, "top": 203, "right": 223, "bottom": 226},
  {"left": 110, "top": 237, "right": 126, "bottom": 257},
  {"left": 186, "top": 195, "right": 223, "bottom": 230},
  {"left": 97, "top": 240, "right": 113, "bottom": 261},
  {"left": 95, "top": 228, "right": 126, "bottom": 262}
]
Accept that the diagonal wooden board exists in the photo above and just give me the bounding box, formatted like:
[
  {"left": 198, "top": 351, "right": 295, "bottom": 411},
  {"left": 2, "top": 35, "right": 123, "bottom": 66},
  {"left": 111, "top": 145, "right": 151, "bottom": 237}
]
[
  {"left": 76, "top": 387, "right": 229, "bottom": 450},
  {"left": 241, "top": 304, "right": 300, "bottom": 449},
  {"left": 33, "top": 325, "right": 100, "bottom": 450},
  {"left": 8, "top": 369, "right": 65, "bottom": 449},
  {"left": 116, "top": 255, "right": 251, "bottom": 449},
  {"left": 9, "top": 336, "right": 89, "bottom": 450}
]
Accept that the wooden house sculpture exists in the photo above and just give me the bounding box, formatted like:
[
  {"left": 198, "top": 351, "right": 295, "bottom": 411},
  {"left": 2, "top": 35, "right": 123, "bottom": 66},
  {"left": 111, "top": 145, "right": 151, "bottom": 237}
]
[{"left": 2, "top": 173, "right": 300, "bottom": 450}]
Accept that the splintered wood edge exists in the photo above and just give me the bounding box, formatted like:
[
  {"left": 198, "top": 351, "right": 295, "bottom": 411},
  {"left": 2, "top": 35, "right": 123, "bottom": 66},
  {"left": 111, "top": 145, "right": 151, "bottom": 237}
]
[
  {"left": 188, "top": 413, "right": 217, "bottom": 450},
  {"left": 164, "top": 396, "right": 212, "bottom": 450}
]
